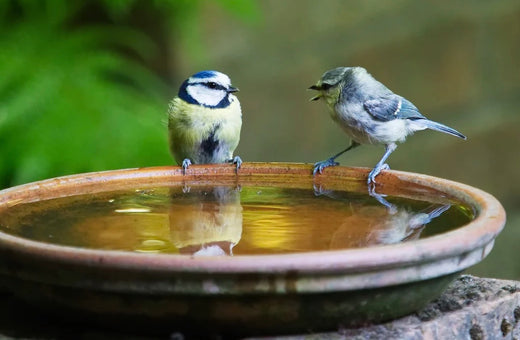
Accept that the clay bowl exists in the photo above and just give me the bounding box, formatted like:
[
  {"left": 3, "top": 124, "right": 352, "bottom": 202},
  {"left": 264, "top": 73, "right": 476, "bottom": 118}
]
[{"left": 0, "top": 163, "right": 506, "bottom": 336}]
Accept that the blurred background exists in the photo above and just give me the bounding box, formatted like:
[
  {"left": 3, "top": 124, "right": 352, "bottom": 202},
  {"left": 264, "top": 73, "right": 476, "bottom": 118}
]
[{"left": 0, "top": 1, "right": 518, "bottom": 279}]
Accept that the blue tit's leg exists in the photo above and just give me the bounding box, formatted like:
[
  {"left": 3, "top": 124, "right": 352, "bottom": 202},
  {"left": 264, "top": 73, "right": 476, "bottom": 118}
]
[
  {"left": 181, "top": 158, "right": 192, "bottom": 175},
  {"left": 367, "top": 143, "right": 397, "bottom": 185},
  {"left": 313, "top": 141, "right": 360, "bottom": 175},
  {"left": 227, "top": 156, "right": 242, "bottom": 173}
]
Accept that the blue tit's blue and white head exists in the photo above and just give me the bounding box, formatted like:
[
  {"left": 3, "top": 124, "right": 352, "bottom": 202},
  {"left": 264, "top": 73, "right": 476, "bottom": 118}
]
[{"left": 178, "top": 70, "right": 239, "bottom": 108}]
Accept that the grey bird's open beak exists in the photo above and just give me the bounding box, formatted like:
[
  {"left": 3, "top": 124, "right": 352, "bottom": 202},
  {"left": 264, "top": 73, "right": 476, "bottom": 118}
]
[
  {"left": 308, "top": 84, "right": 322, "bottom": 101},
  {"left": 228, "top": 86, "right": 239, "bottom": 93}
]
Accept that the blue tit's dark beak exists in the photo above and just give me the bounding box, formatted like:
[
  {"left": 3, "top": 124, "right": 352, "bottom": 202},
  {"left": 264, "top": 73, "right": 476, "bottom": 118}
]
[
  {"left": 228, "top": 86, "right": 239, "bottom": 93},
  {"left": 308, "top": 84, "right": 322, "bottom": 101}
]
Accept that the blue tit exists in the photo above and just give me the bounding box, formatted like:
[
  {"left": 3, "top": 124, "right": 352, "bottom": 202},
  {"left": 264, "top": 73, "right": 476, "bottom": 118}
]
[
  {"left": 168, "top": 70, "right": 242, "bottom": 173},
  {"left": 309, "top": 67, "right": 466, "bottom": 188}
]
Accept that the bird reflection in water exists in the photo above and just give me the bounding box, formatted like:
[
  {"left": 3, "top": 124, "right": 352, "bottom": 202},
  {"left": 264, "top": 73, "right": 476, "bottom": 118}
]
[
  {"left": 168, "top": 183, "right": 451, "bottom": 256},
  {"left": 314, "top": 184, "right": 451, "bottom": 247},
  {"left": 367, "top": 202, "right": 451, "bottom": 245},
  {"left": 168, "top": 186, "right": 242, "bottom": 256}
]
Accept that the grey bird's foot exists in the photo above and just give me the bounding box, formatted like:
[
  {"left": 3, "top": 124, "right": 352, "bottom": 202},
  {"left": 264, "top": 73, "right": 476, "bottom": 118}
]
[
  {"left": 367, "top": 163, "right": 390, "bottom": 185},
  {"left": 229, "top": 156, "right": 242, "bottom": 173},
  {"left": 313, "top": 158, "right": 339, "bottom": 175},
  {"left": 181, "top": 158, "right": 192, "bottom": 175}
]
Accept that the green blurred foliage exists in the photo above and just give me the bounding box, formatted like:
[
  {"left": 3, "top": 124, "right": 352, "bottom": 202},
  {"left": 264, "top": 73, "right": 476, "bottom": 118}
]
[
  {"left": 0, "top": 2, "right": 166, "bottom": 186},
  {"left": 0, "top": 0, "right": 259, "bottom": 187}
]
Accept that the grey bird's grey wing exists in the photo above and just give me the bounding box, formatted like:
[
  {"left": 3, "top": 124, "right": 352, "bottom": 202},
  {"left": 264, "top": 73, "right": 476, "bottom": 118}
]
[{"left": 363, "top": 95, "right": 426, "bottom": 121}]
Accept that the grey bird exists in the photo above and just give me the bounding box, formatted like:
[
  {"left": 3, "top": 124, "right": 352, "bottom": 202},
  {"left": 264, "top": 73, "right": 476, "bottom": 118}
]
[{"left": 309, "top": 67, "right": 466, "bottom": 189}]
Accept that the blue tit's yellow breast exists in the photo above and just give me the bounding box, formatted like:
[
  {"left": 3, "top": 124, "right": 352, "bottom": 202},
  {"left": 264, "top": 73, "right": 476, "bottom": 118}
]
[{"left": 168, "top": 96, "right": 242, "bottom": 164}]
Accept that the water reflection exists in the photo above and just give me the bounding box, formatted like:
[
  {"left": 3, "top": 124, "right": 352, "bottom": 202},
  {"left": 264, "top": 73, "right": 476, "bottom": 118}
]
[
  {"left": 368, "top": 204, "right": 451, "bottom": 245},
  {"left": 0, "top": 184, "right": 466, "bottom": 255},
  {"left": 368, "top": 187, "right": 398, "bottom": 213},
  {"left": 314, "top": 184, "right": 451, "bottom": 246},
  {"left": 368, "top": 187, "right": 452, "bottom": 242},
  {"left": 168, "top": 186, "right": 243, "bottom": 256}
]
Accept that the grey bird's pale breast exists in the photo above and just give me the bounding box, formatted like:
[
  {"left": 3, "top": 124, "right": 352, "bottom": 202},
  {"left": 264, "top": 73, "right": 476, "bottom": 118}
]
[
  {"left": 327, "top": 71, "right": 414, "bottom": 145},
  {"left": 332, "top": 100, "right": 411, "bottom": 145}
]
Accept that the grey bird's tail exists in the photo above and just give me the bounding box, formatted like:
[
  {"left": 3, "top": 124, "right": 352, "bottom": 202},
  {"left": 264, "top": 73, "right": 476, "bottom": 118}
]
[{"left": 420, "top": 119, "right": 467, "bottom": 140}]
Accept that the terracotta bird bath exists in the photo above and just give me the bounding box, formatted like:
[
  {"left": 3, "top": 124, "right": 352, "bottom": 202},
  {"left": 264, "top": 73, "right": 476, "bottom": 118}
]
[{"left": 0, "top": 163, "right": 506, "bottom": 336}]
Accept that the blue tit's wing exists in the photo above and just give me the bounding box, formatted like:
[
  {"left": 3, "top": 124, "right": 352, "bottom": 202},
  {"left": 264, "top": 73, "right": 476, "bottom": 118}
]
[{"left": 363, "top": 95, "right": 426, "bottom": 121}]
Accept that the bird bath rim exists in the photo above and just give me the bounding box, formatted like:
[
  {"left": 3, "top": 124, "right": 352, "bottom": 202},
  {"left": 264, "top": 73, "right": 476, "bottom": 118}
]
[{"left": 0, "top": 163, "right": 506, "bottom": 293}]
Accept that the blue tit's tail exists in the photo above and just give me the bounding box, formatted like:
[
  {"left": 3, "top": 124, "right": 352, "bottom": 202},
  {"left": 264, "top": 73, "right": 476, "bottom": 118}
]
[{"left": 419, "top": 119, "right": 467, "bottom": 140}]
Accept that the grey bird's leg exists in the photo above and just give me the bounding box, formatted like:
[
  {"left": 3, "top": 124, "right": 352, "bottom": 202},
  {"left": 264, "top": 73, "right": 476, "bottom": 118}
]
[
  {"left": 313, "top": 141, "right": 360, "bottom": 175},
  {"left": 368, "top": 143, "right": 397, "bottom": 186}
]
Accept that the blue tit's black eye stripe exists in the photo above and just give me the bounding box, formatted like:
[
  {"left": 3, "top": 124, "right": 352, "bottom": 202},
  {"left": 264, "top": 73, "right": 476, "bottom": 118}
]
[
  {"left": 190, "top": 82, "right": 227, "bottom": 91},
  {"left": 205, "top": 82, "right": 226, "bottom": 91}
]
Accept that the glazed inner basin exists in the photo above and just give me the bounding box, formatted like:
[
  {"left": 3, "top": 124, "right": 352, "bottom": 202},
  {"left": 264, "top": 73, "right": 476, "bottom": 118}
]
[{"left": 0, "top": 182, "right": 473, "bottom": 256}]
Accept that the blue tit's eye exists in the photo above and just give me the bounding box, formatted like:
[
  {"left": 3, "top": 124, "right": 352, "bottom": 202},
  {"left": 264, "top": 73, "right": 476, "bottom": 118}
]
[{"left": 207, "top": 82, "right": 218, "bottom": 89}]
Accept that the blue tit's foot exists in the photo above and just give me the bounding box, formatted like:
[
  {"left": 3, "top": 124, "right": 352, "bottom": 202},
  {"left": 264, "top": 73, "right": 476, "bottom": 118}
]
[
  {"left": 367, "top": 163, "right": 390, "bottom": 185},
  {"left": 313, "top": 183, "right": 332, "bottom": 197},
  {"left": 313, "top": 183, "right": 342, "bottom": 200},
  {"left": 313, "top": 158, "right": 339, "bottom": 175},
  {"left": 181, "top": 158, "right": 192, "bottom": 175},
  {"left": 228, "top": 156, "right": 242, "bottom": 173},
  {"left": 313, "top": 183, "right": 324, "bottom": 196}
]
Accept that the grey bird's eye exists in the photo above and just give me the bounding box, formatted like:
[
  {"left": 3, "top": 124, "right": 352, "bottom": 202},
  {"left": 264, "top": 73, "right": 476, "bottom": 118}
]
[
  {"left": 321, "top": 83, "right": 332, "bottom": 90},
  {"left": 207, "top": 82, "right": 218, "bottom": 89}
]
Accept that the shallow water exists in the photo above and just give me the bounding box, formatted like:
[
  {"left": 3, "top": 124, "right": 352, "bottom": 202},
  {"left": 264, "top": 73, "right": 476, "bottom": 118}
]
[{"left": 0, "top": 185, "right": 473, "bottom": 256}]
